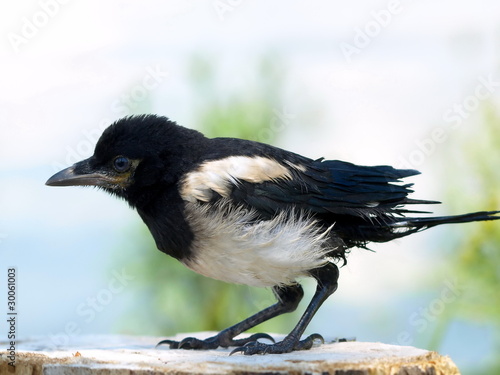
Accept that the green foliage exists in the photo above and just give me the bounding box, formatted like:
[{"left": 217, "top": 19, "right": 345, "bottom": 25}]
[
  {"left": 437, "top": 103, "right": 500, "bottom": 372},
  {"left": 187, "top": 54, "right": 288, "bottom": 141},
  {"left": 444, "top": 104, "right": 500, "bottom": 321}
]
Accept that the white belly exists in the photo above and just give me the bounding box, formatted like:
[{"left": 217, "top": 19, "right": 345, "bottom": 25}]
[{"left": 181, "top": 200, "right": 336, "bottom": 287}]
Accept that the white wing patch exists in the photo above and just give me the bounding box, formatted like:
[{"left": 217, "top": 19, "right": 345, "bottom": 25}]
[
  {"left": 179, "top": 156, "right": 294, "bottom": 203},
  {"left": 182, "top": 200, "right": 336, "bottom": 287}
]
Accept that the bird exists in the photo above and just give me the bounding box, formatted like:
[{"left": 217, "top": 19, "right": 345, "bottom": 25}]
[{"left": 46, "top": 114, "right": 499, "bottom": 355}]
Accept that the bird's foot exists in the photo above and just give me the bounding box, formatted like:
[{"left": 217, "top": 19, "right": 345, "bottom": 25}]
[
  {"left": 156, "top": 332, "right": 274, "bottom": 350},
  {"left": 230, "top": 333, "right": 324, "bottom": 355}
]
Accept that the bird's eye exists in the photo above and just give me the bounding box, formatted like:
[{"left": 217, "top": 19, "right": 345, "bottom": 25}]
[{"left": 113, "top": 156, "right": 131, "bottom": 173}]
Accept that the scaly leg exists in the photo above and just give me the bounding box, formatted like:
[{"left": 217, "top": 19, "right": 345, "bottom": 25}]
[
  {"left": 157, "top": 283, "right": 304, "bottom": 350},
  {"left": 231, "top": 262, "right": 339, "bottom": 355}
]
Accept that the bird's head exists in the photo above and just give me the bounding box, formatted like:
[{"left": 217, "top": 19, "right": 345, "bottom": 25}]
[{"left": 46, "top": 114, "right": 205, "bottom": 205}]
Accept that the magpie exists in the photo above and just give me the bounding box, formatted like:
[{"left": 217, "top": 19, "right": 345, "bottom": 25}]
[{"left": 46, "top": 114, "right": 499, "bottom": 355}]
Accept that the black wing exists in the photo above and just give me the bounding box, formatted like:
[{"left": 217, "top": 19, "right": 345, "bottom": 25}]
[
  {"left": 225, "top": 157, "right": 441, "bottom": 247},
  {"left": 231, "top": 158, "right": 430, "bottom": 218},
  {"left": 181, "top": 139, "right": 498, "bottom": 249}
]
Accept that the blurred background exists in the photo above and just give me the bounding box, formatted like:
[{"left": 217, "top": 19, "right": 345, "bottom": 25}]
[{"left": 1, "top": 1, "right": 500, "bottom": 373}]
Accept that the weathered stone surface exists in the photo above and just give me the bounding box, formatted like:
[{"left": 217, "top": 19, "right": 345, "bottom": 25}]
[{"left": 0, "top": 333, "right": 460, "bottom": 375}]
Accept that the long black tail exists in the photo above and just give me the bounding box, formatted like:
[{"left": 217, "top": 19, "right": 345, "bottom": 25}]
[{"left": 389, "top": 210, "right": 500, "bottom": 237}]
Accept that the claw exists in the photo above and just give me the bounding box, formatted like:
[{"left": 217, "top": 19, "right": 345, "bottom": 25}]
[
  {"left": 309, "top": 333, "right": 324, "bottom": 344},
  {"left": 229, "top": 334, "right": 274, "bottom": 355},
  {"left": 229, "top": 346, "right": 246, "bottom": 356},
  {"left": 156, "top": 337, "right": 203, "bottom": 350},
  {"left": 156, "top": 332, "right": 277, "bottom": 354},
  {"left": 243, "top": 333, "right": 275, "bottom": 344},
  {"left": 294, "top": 333, "right": 324, "bottom": 350},
  {"left": 230, "top": 341, "right": 260, "bottom": 356},
  {"left": 179, "top": 337, "right": 196, "bottom": 349},
  {"left": 155, "top": 339, "right": 180, "bottom": 349},
  {"left": 229, "top": 333, "right": 326, "bottom": 355}
]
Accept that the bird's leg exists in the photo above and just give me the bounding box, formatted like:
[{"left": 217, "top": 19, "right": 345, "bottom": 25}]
[
  {"left": 231, "top": 262, "right": 339, "bottom": 355},
  {"left": 156, "top": 283, "right": 304, "bottom": 350}
]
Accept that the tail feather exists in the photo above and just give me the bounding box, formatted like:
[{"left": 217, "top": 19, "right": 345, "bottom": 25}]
[
  {"left": 390, "top": 210, "right": 500, "bottom": 233},
  {"left": 348, "top": 211, "right": 500, "bottom": 245}
]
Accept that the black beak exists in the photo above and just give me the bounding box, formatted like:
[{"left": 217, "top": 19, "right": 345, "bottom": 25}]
[{"left": 46, "top": 159, "right": 110, "bottom": 187}]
